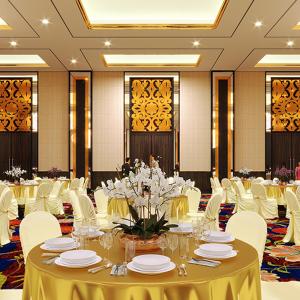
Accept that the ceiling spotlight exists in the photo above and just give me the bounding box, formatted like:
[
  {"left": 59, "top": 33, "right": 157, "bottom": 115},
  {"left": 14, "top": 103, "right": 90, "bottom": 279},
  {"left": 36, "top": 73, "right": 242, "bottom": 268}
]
[
  {"left": 192, "top": 40, "right": 200, "bottom": 47},
  {"left": 41, "top": 18, "right": 50, "bottom": 25},
  {"left": 254, "top": 20, "right": 263, "bottom": 28},
  {"left": 9, "top": 41, "right": 17, "bottom": 47},
  {"left": 287, "top": 40, "right": 294, "bottom": 47},
  {"left": 70, "top": 59, "right": 77, "bottom": 64},
  {"left": 104, "top": 40, "right": 112, "bottom": 47}
]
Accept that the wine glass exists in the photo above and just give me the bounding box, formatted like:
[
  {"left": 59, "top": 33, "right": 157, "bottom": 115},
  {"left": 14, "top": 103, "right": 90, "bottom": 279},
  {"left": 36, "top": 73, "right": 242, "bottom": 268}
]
[
  {"left": 167, "top": 234, "right": 178, "bottom": 257},
  {"left": 158, "top": 235, "right": 168, "bottom": 255},
  {"left": 71, "top": 226, "right": 79, "bottom": 250},
  {"left": 103, "top": 232, "right": 114, "bottom": 261}
]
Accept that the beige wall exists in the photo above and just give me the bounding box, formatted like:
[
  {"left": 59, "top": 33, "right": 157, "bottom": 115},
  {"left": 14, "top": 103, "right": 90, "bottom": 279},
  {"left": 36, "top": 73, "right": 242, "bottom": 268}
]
[
  {"left": 235, "top": 72, "right": 265, "bottom": 171},
  {"left": 38, "top": 72, "right": 69, "bottom": 171},
  {"left": 92, "top": 72, "right": 124, "bottom": 171},
  {"left": 180, "top": 72, "right": 211, "bottom": 171}
]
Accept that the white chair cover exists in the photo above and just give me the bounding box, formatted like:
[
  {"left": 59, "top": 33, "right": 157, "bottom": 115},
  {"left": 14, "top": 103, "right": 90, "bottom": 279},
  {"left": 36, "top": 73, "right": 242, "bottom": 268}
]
[
  {"left": 68, "top": 190, "right": 83, "bottom": 228},
  {"left": 70, "top": 178, "right": 80, "bottom": 191},
  {"left": 214, "top": 177, "right": 222, "bottom": 189},
  {"left": 0, "top": 183, "right": 7, "bottom": 196},
  {"left": 48, "top": 181, "right": 64, "bottom": 215},
  {"left": 221, "top": 178, "right": 236, "bottom": 204},
  {"left": 233, "top": 181, "right": 258, "bottom": 213},
  {"left": 78, "top": 194, "right": 97, "bottom": 226},
  {"left": 186, "top": 188, "right": 202, "bottom": 218},
  {"left": 251, "top": 183, "right": 278, "bottom": 219},
  {"left": 20, "top": 211, "right": 61, "bottom": 262},
  {"left": 94, "top": 189, "right": 109, "bottom": 217},
  {"left": 210, "top": 177, "right": 216, "bottom": 194},
  {"left": 0, "top": 189, "right": 13, "bottom": 245},
  {"left": 261, "top": 281, "right": 300, "bottom": 300},
  {"left": 0, "top": 185, "right": 18, "bottom": 220},
  {"left": 203, "top": 193, "right": 222, "bottom": 231},
  {"left": 283, "top": 190, "right": 300, "bottom": 245},
  {"left": 79, "top": 177, "right": 85, "bottom": 189},
  {"left": 296, "top": 185, "right": 300, "bottom": 202},
  {"left": 226, "top": 211, "right": 267, "bottom": 266}
]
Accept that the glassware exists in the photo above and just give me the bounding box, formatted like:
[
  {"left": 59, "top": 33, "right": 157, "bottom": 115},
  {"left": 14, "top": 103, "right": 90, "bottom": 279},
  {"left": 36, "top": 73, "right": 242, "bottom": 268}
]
[
  {"left": 102, "top": 232, "right": 114, "bottom": 261},
  {"left": 78, "top": 222, "right": 89, "bottom": 250},
  {"left": 167, "top": 234, "right": 178, "bottom": 257},
  {"left": 124, "top": 239, "right": 136, "bottom": 263},
  {"left": 179, "top": 235, "right": 189, "bottom": 260},
  {"left": 71, "top": 226, "right": 79, "bottom": 250},
  {"left": 158, "top": 235, "right": 168, "bottom": 255}
]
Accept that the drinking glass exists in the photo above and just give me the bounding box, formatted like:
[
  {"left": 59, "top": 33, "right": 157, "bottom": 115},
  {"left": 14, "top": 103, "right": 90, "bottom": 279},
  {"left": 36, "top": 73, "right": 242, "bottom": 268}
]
[
  {"left": 71, "top": 226, "right": 79, "bottom": 250},
  {"left": 179, "top": 236, "right": 189, "bottom": 260},
  {"left": 103, "top": 232, "right": 114, "bottom": 261},
  {"left": 124, "top": 240, "right": 136, "bottom": 263},
  {"left": 78, "top": 223, "right": 89, "bottom": 250},
  {"left": 158, "top": 235, "right": 168, "bottom": 255},
  {"left": 167, "top": 234, "right": 178, "bottom": 257}
]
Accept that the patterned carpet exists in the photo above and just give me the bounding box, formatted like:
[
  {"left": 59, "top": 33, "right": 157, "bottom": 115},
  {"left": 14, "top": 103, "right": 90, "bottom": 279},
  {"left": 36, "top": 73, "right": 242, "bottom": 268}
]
[{"left": 0, "top": 198, "right": 299, "bottom": 289}]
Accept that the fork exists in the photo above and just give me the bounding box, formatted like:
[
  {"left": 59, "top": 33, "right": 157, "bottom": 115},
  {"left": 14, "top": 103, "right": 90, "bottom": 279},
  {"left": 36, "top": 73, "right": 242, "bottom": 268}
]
[{"left": 180, "top": 264, "right": 187, "bottom": 276}]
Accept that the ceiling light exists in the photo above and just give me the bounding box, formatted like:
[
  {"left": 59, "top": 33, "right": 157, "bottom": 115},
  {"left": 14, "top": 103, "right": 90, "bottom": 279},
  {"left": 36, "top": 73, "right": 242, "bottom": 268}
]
[
  {"left": 287, "top": 40, "right": 294, "bottom": 47},
  {"left": 102, "top": 54, "right": 201, "bottom": 67},
  {"left": 104, "top": 40, "right": 111, "bottom": 47},
  {"left": 292, "top": 21, "right": 300, "bottom": 30},
  {"left": 254, "top": 20, "right": 263, "bottom": 28},
  {"left": 41, "top": 18, "right": 50, "bottom": 25},
  {"left": 0, "top": 55, "right": 48, "bottom": 67},
  {"left": 256, "top": 54, "right": 300, "bottom": 67},
  {"left": 9, "top": 41, "right": 17, "bottom": 47},
  {"left": 0, "top": 17, "right": 11, "bottom": 30},
  {"left": 192, "top": 40, "right": 200, "bottom": 47},
  {"left": 70, "top": 59, "right": 77, "bottom": 64},
  {"left": 78, "top": 0, "right": 228, "bottom": 29}
]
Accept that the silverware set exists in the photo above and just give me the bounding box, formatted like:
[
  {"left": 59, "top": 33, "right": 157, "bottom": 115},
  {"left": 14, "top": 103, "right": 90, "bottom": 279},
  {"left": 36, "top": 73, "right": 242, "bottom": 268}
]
[
  {"left": 188, "top": 257, "right": 221, "bottom": 267},
  {"left": 88, "top": 262, "right": 113, "bottom": 274},
  {"left": 110, "top": 263, "right": 128, "bottom": 276}
]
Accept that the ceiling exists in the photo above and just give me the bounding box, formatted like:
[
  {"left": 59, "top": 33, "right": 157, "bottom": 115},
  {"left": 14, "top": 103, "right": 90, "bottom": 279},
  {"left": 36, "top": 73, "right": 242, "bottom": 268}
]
[{"left": 0, "top": 0, "right": 300, "bottom": 71}]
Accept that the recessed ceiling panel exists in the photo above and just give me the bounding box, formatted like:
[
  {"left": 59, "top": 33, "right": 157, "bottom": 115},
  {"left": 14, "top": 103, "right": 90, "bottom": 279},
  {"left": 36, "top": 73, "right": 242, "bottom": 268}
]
[
  {"left": 0, "top": 55, "right": 48, "bottom": 67},
  {"left": 77, "top": 0, "right": 228, "bottom": 29},
  {"left": 0, "top": 17, "right": 11, "bottom": 30},
  {"left": 102, "top": 54, "right": 201, "bottom": 67},
  {"left": 256, "top": 54, "right": 300, "bottom": 67}
]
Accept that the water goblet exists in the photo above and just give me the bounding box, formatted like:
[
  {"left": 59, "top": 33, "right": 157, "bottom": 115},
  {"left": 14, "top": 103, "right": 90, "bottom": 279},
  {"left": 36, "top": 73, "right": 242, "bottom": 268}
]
[
  {"left": 167, "top": 234, "right": 178, "bottom": 257},
  {"left": 158, "top": 235, "right": 168, "bottom": 255},
  {"left": 179, "top": 235, "right": 189, "bottom": 260}
]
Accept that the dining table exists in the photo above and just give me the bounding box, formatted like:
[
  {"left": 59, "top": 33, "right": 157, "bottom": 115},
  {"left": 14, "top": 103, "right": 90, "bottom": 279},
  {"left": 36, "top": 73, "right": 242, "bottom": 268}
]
[
  {"left": 22, "top": 236, "right": 261, "bottom": 300},
  {"left": 8, "top": 183, "right": 39, "bottom": 205}
]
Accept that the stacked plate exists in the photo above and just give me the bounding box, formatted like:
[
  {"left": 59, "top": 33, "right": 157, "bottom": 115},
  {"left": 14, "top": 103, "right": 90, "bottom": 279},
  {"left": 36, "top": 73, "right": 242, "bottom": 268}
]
[
  {"left": 194, "top": 243, "right": 237, "bottom": 259},
  {"left": 55, "top": 250, "right": 102, "bottom": 268},
  {"left": 127, "top": 254, "right": 176, "bottom": 275},
  {"left": 202, "top": 230, "right": 234, "bottom": 243},
  {"left": 40, "top": 237, "right": 78, "bottom": 251}
]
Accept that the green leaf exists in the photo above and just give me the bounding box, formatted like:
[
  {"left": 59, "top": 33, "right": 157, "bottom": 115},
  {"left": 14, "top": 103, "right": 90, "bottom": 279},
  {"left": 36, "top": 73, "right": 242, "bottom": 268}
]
[
  {"left": 0, "top": 273, "right": 7, "bottom": 289},
  {"left": 128, "top": 205, "right": 139, "bottom": 222}
]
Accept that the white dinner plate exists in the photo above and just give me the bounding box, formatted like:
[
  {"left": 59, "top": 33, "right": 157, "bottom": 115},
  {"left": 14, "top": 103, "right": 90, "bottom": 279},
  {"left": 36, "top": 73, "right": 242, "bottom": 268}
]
[
  {"left": 55, "top": 256, "right": 102, "bottom": 268},
  {"left": 194, "top": 249, "right": 237, "bottom": 260},
  {"left": 170, "top": 227, "right": 193, "bottom": 233},
  {"left": 40, "top": 242, "right": 79, "bottom": 252},
  {"left": 73, "top": 230, "right": 105, "bottom": 238},
  {"left": 127, "top": 261, "right": 176, "bottom": 275},
  {"left": 201, "top": 236, "right": 235, "bottom": 243},
  {"left": 132, "top": 254, "right": 170, "bottom": 271}
]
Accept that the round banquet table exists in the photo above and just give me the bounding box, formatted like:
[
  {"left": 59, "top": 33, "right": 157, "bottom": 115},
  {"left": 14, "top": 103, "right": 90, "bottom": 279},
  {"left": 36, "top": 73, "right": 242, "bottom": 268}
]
[
  {"left": 9, "top": 183, "right": 38, "bottom": 205},
  {"left": 22, "top": 237, "right": 261, "bottom": 300},
  {"left": 265, "top": 184, "right": 297, "bottom": 205}
]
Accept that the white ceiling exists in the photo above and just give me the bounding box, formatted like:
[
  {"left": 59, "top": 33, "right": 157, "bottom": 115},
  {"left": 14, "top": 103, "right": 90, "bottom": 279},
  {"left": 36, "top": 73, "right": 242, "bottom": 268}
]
[{"left": 0, "top": 0, "right": 300, "bottom": 71}]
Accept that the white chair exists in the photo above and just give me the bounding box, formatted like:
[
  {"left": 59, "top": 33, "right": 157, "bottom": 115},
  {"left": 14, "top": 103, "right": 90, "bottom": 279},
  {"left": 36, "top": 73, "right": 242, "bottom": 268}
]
[
  {"left": 20, "top": 211, "right": 61, "bottom": 262},
  {"left": 0, "top": 289, "right": 23, "bottom": 300},
  {"left": 25, "top": 183, "right": 53, "bottom": 215},
  {"left": 226, "top": 211, "right": 267, "bottom": 265},
  {"left": 68, "top": 190, "right": 83, "bottom": 228},
  {"left": 79, "top": 177, "right": 85, "bottom": 189},
  {"left": 48, "top": 181, "right": 64, "bottom": 215},
  {"left": 186, "top": 188, "right": 202, "bottom": 219},
  {"left": 296, "top": 185, "right": 300, "bottom": 202},
  {"left": 70, "top": 178, "right": 81, "bottom": 191},
  {"left": 233, "top": 181, "right": 258, "bottom": 213},
  {"left": 214, "top": 177, "right": 222, "bottom": 189},
  {"left": 202, "top": 193, "right": 223, "bottom": 231},
  {"left": 0, "top": 183, "right": 7, "bottom": 196},
  {"left": 283, "top": 190, "right": 300, "bottom": 245},
  {"left": 210, "top": 177, "right": 216, "bottom": 194},
  {"left": 221, "top": 178, "right": 236, "bottom": 204},
  {"left": 94, "top": 189, "right": 109, "bottom": 218},
  {"left": 251, "top": 183, "right": 278, "bottom": 219},
  {"left": 0, "top": 184, "right": 18, "bottom": 220},
  {"left": 80, "top": 177, "right": 89, "bottom": 195},
  {"left": 0, "top": 189, "right": 13, "bottom": 246},
  {"left": 261, "top": 281, "right": 300, "bottom": 300},
  {"left": 78, "top": 194, "right": 97, "bottom": 226}
]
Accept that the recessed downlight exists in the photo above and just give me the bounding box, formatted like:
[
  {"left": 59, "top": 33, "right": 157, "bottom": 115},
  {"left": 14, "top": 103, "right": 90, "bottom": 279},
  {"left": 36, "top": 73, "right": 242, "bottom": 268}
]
[
  {"left": 104, "top": 40, "right": 112, "bottom": 47},
  {"left": 192, "top": 40, "right": 200, "bottom": 47},
  {"left": 41, "top": 18, "right": 50, "bottom": 25},
  {"left": 254, "top": 20, "right": 263, "bottom": 28},
  {"left": 70, "top": 59, "right": 77, "bottom": 64},
  {"left": 287, "top": 40, "right": 295, "bottom": 47},
  {"left": 9, "top": 41, "right": 17, "bottom": 47}
]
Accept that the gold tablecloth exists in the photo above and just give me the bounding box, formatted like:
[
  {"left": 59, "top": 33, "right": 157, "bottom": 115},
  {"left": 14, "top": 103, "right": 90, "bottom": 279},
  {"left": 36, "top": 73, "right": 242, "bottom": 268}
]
[
  {"left": 9, "top": 184, "right": 38, "bottom": 205},
  {"left": 242, "top": 180, "right": 252, "bottom": 191},
  {"left": 107, "top": 198, "right": 130, "bottom": 218},
  {"left": 170, "top": 195, "right": 188, "bottom": 219},
  {"left": 23, "top": 238, "right": 261, "bottom": 300},
  {"left": 265, "top": 184, "right": 297, "bottom": 205}
]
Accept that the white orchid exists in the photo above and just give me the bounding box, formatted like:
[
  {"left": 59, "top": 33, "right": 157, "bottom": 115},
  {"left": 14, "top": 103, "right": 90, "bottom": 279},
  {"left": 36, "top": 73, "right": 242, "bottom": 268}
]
[{"left": 5, "top": 166, "right": 27, "bottom": 179}]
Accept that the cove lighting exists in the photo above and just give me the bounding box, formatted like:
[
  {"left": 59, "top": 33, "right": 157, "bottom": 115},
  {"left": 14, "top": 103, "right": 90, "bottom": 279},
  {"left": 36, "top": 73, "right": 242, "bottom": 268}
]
[
  {"left": 77, "top": 0, "right": 228, "bottom": 29},
  {"left": 0, "top": 55, "right": 48, "bottom": 67},
  {"left": 256, "top": 54, "right": 300, "bottom": 67},
  {"left": 102, "top": 54, "right": 201, "bottom": 67},
  {"left": 0, "top": 17, "right": 11, "bottom": 30}
]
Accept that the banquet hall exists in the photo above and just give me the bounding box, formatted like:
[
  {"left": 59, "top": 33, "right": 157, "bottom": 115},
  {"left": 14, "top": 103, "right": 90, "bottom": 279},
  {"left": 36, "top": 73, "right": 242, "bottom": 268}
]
[{"left": 1, "top": 0, "right": 300, "bottom": 299}]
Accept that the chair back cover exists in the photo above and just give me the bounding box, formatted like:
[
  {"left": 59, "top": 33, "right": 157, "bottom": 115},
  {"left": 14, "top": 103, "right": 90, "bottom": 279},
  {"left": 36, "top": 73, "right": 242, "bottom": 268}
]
[
  {"left": 214, "top": 177, "right": 222, "bottom": 189},
  {"left": 70, "top": 178, "right": 80, "bottom": 191},
  {"left": 204, "top": 193, "right": 222, "bottom": 231},
  {"left": 50, "top": 181, "right": 62, "bottom": 198},
  {"left": 35, "top": 183, "right": 53, "bottom": 211},
  {"left": 296, "top": 185, "right": 300, "bottom": 202},
  {"left": 210, "top": 178, "right": 216, "bottom": 193},
  {"left": 20, "top": 211, "right": 61, "bottom": 262},
  {"left": 94, "top": 189, "right": 109, "bottom": 214},
  {"left": 68, "top": 190, "right": 83, "bottom": 227},
  {"left": 0, "top": 183, "right": 7, "bottom": 196},
  {"left": 221, "top": 178, "right": 236, "bottom": 203},
  {"left": 186, "top": 188, "right": 201, "bottom": 213},
  {"left": 78, "top": 194, "right": 97, "bottom": 226},
  {"left": 226, "top": 211, "right": 267, "bottom": 265},
  {"left": 0, "top": 189, "right": 13, "bottom": 245},
  {"left": 79, "top": 177, "right": 85, "bottom": 189}
]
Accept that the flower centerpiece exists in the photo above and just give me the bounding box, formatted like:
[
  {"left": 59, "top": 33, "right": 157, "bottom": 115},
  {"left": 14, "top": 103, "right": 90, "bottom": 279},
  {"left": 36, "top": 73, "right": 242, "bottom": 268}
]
[
  {"left": 274, "top": 167, "right": 291, "bottom": 184},
  {"left": 239, "top": 167, "right": 252, "bottom": 179},
  {"left": 48, "top": 167, "right": 62, "bottom": 179},
  {"left": 5, "top": 166, "right": 27, "bottom": 184},
  {"left": 101, "top": 164, "right": 194, "bottom": 250}
]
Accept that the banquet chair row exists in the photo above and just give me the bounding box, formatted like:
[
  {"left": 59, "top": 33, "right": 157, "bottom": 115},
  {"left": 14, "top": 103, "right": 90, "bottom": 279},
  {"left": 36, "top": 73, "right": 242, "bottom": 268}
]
[
  {"left": 0, "top": 189, "right": 14, "bottom": 246},
  {"left": 0, "top": 183, "right": 18, "bottom": 220},
  {"left": 210, "top": 177, "right": 226, "bottom": 202}
]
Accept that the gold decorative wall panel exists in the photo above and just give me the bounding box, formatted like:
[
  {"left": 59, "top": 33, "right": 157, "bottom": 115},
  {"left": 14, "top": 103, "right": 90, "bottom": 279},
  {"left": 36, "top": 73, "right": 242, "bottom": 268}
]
[
  {"left": 271, "top": 78, "right": 300, "bottom": 132},
  {"left": 130, "top": 78, "right": 173, "bottom": 132},
  {"left": 0, "top": 78, "right": 32, "bottom": 132}
]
